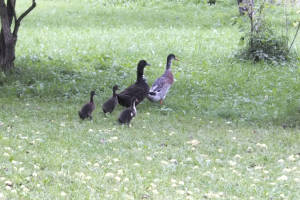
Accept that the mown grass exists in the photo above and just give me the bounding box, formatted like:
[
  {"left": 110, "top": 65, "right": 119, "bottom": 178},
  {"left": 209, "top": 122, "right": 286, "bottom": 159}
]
[{"left": 0, "top": 0, "right": 300, "bottom": 199}]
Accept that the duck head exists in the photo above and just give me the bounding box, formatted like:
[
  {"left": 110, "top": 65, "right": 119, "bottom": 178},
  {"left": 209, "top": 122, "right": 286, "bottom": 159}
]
[
  {"left": 166, "top": 54, "right": 179, "bottom": 69},
  {"left": 113, "top": 85, "right": 119, "bottom": 96},
  {"left": 90, "top": 91, "right": 96, "bottom": 96},
  {"left": 137, "top": 60, "right": 150, "bottom": 81}
]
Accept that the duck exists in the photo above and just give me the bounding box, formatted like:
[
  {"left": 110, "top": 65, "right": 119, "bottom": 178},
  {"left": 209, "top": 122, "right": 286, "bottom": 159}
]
[
  {"left": 147, "top": 54, "right": 178, "bottom": 104},
  {"left": 102, "top": 85, "right": 119, "bottom": 114},
  {"left": 79, "top": 91, "right": 96, "bottom": 120},
  {"left": 118, "top": 98, "right": 137, "bottom": 126},
  {"left": 117, "top": 60, "right": 150, "bottom": 107}
]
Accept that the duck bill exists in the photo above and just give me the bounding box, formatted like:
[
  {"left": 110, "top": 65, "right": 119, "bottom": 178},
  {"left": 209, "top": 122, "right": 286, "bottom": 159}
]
[{"left": 175, "top": 57, "right": 180, "bottom": 61}]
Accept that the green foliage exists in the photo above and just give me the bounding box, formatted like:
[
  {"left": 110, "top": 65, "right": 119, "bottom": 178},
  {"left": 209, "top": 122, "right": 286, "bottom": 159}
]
[
  {"left": 240, "top": 22, "right": 290, "bottom": 63},
  {"left": 235, "top": 1, "right": 299, "bottom": 64}
]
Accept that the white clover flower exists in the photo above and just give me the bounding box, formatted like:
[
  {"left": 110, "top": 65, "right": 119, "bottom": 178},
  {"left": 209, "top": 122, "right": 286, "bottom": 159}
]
[
  {"left": 234, "top": 154, "right": 241, "bottom": 159},
  {"left": 86, "top": 161, "right": 91, "bottom": 166},
  {"left": 256, "top": 143, "right": 268, "bottom": 149},
  {"left": 247, "top": 147, "right": 253, "bottom": 152},
  {"left": 105, "top": 173, "right": 114, "bottom": 178},
  {"left": 117, "top": 169, "right": 124, "bottom": 175},
  {"left": 3, "top": 152, "right": 9, "bottom": 157},
  {"left": 282, "top": 168, "right": 292, "bottom": 173},
  {"left": 5, "top": 181, "right": 12, "bottom": 186},
  {"left": 218, "top": 148, "right": 223, "bottom": 153},
  {"left": 93, "top": 163, "right": 100, "bottom": 167},
  {"left": 278, "top": 159, "right": 284, "bottom": 164},
  {"left": 152, "top": 189, "right": 159, "bottom": 194},
  {"left": 146, "top": 156, "right": 152, "bottom": 161},
  {"left": 178, "top": 181, "right": 184, "bottom": 185},
  {"left": 4, "top": 147, "right": 11, "bottom": 151},
  {"left": 110, "top": 136, "right": 118, "bottom": 140},
  {"left": 18, "top": 167, "right": 25, "bottom": 173},
  {"left": 61, "top": 191, "right": 67, "bottom": 197},
  {"left": 287, "top": 155, "right": 296, "bottom": 161},
  {"left": 160, "top": 160, "right": 168, "bottom": 165},
  {"left": 187, "top": 139, "right": 200, "bottom": 146},
  {"left": 277, "top": 175, "right": 288, "bottom": 181},
  {"left": 176, "top": 190, "right": 185, "bottom": 195},
  {"left": 171, "top": 179, "right": 177, "bottom": 184},
  {"left": 5, "top": 186, "right": 11, "bottom": 190},
  {"left": 153, "top": 178, "right": 160, "bottom": 183},
  {"left": 115, "top": 176, "right": 121, "bottom": 182},
  {"left": 228, "top": 160, "right": 237, "bottom": 167},
  {"left": 186, "top": 157, "right": 192, "bottom": 162},
  {"left": 254, "top": 166, "right": 263, "bottom": 170}
]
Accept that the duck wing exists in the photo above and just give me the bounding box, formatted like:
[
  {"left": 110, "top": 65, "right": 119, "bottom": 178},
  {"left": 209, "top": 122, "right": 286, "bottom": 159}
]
[
  {"left": 150, "top": 76, "right": 170, "bottom": 93},
  {"left": 118, "top": 82, "right": 149, "bottom": 107}
]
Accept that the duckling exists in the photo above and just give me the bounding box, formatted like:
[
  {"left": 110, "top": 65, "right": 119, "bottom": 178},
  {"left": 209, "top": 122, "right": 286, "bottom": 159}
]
[
  {"left": 78, "top": 91, "right": 96, "bottom": 120},
  {"left": 118, "top": 98, "right": 137, "bottom": 126},
  {"left": 102, "top": 85, "right": 119, "bottom": 114},
  {"left": 147, "top": 54, "right": 178, "bottom": 104},
  {"left": 117, "top": 60, "right": 150, "bottom": 107}
]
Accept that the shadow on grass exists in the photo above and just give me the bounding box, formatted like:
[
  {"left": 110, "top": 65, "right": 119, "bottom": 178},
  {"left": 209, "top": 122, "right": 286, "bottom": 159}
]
[
  {"left": 0, "top": 57, "right": 299, "bottom": 128},
  {"left": 0, "top": 56, "right": 130, "bottom": 101}
]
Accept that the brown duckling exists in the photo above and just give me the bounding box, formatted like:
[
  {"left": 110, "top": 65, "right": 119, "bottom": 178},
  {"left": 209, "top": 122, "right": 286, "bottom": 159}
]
[
  {"left": 118, "top": 98, "right": 137, "bottom": 126},
  {"left": 102, "top": 85, "right": 119, "bottom": 114},
  {"left": 78, "top": 91, "right": 96, "bottom": 120}
]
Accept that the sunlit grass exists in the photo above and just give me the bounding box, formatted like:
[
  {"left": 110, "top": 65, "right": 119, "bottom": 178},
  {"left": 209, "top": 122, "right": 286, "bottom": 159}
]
[{"left": 0, "top": 0, "right": 300, "bottom": 199}]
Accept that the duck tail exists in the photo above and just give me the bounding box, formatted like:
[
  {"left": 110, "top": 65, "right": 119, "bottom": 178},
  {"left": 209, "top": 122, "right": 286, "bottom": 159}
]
[{"left": 78, "top": 111, "right": 84, "bottom": 119}]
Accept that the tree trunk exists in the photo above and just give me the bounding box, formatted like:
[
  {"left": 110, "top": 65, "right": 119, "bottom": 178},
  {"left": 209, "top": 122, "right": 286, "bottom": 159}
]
[
  {"left": 0, "top": 30, "right": 16, "bottom": 71},
  {"left": 0, "top": 0, "right": 36, "bottom": 72}
]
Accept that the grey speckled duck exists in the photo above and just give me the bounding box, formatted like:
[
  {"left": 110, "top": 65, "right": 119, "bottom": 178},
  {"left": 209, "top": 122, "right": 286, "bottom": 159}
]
[{"left": 148, "top": 54, "right": 178, "bottom": 104}]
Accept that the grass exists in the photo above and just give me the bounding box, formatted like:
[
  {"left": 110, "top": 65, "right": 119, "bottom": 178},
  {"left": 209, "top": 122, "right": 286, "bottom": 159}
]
[{"left": 0, "top": 0, "right": 300, "bottom": 199}]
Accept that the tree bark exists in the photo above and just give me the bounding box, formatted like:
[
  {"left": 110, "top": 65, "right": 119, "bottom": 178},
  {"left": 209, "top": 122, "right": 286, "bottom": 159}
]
[{"left": 0, "top": 0, "right": 36, "bottom": 72}]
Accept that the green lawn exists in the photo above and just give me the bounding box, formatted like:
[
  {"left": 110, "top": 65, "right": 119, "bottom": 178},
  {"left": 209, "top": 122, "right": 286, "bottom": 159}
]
[{"left": 0, "top": 0, "right": 300, "bottom": 199}]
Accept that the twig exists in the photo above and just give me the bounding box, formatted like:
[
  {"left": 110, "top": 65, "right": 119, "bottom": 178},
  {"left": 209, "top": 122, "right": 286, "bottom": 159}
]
[
  {"left": 289, "top": 22, "right": 300, "bottom": 52},
  {"left": 13, "top": 0, "right": 36, "bottom": 36}
]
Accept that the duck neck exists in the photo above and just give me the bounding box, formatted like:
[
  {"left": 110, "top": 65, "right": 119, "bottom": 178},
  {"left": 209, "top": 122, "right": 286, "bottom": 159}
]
[
  {"left": 166, "top": 59, "right": 173, "bottom": 70},
  {"left": 131, "top": 100, "right": 136, "bottom": 113},
  {"left": 113, "top": 89, "right": 117, "bottom": 97},
  {"left": 90, "top": 94, "right": 94, "bottom": 103},
  {"left": 137, "top": 68, "right": 144, "bottom": 82}
]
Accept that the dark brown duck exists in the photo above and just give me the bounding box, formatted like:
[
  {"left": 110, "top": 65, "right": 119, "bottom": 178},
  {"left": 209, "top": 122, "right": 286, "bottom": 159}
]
[{"left": 117, "top": 60, "right": 150, "bottom": 107}]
